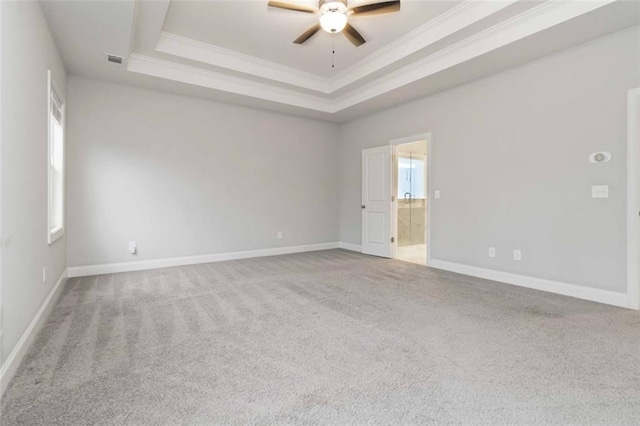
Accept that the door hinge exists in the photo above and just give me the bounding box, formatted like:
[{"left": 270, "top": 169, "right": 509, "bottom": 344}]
[
  {"left": 391, "top": 195, "right": 395, "bottom": 202},
  {"left": 391, "top": 237, "right": 395, "bottom": 243}
]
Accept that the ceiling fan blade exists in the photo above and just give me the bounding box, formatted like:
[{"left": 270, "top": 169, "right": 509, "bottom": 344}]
[
  {"left": 342, "top": 23, "right": 366, "bottom": 47},
  {"left": 294, "top": 23, "right": 321, "bottom": 44},
  {"left": 349, "top": 0, "right": 400, "bottom": 16},
  {"left": 268, "top": 1, "right": 317, "bottom": 13}
]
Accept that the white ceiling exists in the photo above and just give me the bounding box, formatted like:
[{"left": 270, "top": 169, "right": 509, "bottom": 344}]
[
  {"left": 162, "top": 1, "right": 463, "bottom": 77},
  {"left": 41, "top": 0, "right": 640, "bottom": 122}
]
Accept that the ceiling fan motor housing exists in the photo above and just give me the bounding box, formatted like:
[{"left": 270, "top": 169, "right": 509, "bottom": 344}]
[
  {"left": 319, "top": 0, "right": 348, "bottom": 9},
  {"left": 268, "top": 0, "right": 400, "bottom": 46}
]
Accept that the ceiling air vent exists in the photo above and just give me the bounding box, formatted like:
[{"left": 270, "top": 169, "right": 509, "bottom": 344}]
[{"left": 106, "top": 54, "right": 124, "bottom": 65}]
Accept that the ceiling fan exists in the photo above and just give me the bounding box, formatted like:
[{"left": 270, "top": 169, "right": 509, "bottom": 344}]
[{"left": 268, "top": 0, "right": 401, "bottom": 46}]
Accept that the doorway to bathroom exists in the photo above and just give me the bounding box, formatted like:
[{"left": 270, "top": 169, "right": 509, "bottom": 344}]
[{"left": 392, "top": 137, "right": 429, "bottom": 266}]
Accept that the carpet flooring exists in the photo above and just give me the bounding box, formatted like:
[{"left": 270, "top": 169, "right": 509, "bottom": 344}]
[{"left": 2, "top": 249, "right": 639, "bottom": 424}]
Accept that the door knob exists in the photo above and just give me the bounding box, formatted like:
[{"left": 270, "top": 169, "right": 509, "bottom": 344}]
[{"left": 361, "top": 205, "right": 366, "bottom": 209}]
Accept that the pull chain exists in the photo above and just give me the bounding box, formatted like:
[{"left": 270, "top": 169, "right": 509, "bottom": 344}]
[{"left": 332, "top": 36, "right": 335, "bottom": 69}]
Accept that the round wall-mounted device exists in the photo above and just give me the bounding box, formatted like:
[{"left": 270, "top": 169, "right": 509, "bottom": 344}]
[{"left": 589, "top": 152, "right": 612, "bottom": 164}]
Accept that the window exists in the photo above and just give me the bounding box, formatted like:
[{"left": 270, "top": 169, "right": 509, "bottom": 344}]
[
  {"left": 397, "top": 155, "right": 426, "bottom": 199},
  {"left": 48, "top": 71, "right": 64, "bottom": 244}
]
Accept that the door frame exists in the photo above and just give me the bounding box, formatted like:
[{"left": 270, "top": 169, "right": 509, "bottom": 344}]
[
  {"left": 390, "top": 133, "right": 432, "bottom": 266},
  {"left": 627, "top": 88, "right": 640, "bottom": 310}
]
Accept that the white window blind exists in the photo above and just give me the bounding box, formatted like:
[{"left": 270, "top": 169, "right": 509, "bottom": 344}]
[{"left": 48, "top": 71, "right": 65, "bottom": 244}]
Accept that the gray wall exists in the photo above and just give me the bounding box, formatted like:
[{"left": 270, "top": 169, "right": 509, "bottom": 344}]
[
  {"left": 66, "top": 77, "right": 339, "bottom": 267},
  {"left": 339, "top": 26, "right": 639, "bottom": 293},
  {"left": 1, "top": 2, "right": 67, "bottom": 363}
]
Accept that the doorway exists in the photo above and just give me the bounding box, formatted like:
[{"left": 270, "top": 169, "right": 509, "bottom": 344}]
[
  {"left": 360, "top": 134, "right": 431, "bottom": 263},
  {"left": 392, "top": 138, "right": 429, "bottom": 266}
]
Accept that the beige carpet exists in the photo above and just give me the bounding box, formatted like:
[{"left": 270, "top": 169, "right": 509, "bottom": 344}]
[{"left": 2, "top": 249, "right": 639, "bottom": 424}]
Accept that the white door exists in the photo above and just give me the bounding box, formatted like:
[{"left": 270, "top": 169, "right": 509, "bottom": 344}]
[{"left": 362, "top": 146, "right": 392, "bottom": 258}]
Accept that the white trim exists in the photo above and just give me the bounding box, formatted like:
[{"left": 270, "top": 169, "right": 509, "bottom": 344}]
[
  {"left": 338, "top": 242, "right": 362, "bottom": 252},
  {"left": 154, "top": 0, "right": 516, "bottom": 94},
  {"left": 156, "top": 32, "right": 331, "bottom": 93},
  {"left": 49, "top": 227, "right": 64, "bottom": 244},
  {"left": 330, "top": 0, "right": 517, "bottom": 91},
  {"left": 130, "top": 0, "right": 616, "bottom": 114},
  {"left": 126, "top": 54, "right": 333, "bottom": 113},
  {"left": 0, "top": 0, "right": 3, "bottom": 376},
  {"left": 332, "top": 0, "right": 616, "bottom": 111},
  {"left": 389, "top": 133, "right": 432, "bottom": 267},
  {"left": 0, "top": 269, "right": 67, "bottom": 397},
  {"left": 146, "top": 0, "right": 171, "bottom": 43},
  {"left": 429, "top": 259, "right": 631, "bottom": 309},
  {"left": 627, "top": 88, "right": 640, "bottom": 310},
  {"left": 47, "top": 70, "right": 65, "bottom": 245},
  {"left": 67, "top": 242, "right": 340, "bottom": 278}
]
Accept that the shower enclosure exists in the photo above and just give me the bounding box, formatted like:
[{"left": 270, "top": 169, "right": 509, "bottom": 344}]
[{"left": 397, "top": 150, "right": 426, "bottom": 249}]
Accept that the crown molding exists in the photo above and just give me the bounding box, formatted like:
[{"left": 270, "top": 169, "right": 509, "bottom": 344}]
[
  {"left": 156, "top": 31, "right": 332, "bottom": 93},
  {"left": 332, "top": 0, "right": 617, "bottom": 110},
  {"left": 329, "top": 0, "right": 517, "bottom": 91},
  {"left": 154, "top": 0, "right": 518, "bottom": 94},
  {"left": 127, "top": 53, "right": 334, "bottom": 111},
  {"left": 128, "top": 0, "right": 618, "bottom": 115}
]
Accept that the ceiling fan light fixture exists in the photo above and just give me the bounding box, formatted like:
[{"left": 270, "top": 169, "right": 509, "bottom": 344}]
[
  {"left": 270, "top": 0, "right": 400, "bottom": 46},
  {"left": 320, "top": 11, "right": 347, "bottom": 33},
  {"left": 319, "top": 1, "right": 348, "bottom": 33}
]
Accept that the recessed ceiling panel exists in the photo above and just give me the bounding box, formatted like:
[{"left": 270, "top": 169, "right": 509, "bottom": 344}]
[
  {"left": 39, "top": 0, "right": 639, "bottom": 122},
  {"left": 162, "top": 0, "right": 463, "bottom": 77}
]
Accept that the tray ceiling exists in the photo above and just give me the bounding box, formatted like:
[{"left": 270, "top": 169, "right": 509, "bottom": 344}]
[
  {"left": 41, "top": 0, "right": 640, "bottom": 122},
  {"left": 162, "top": 1, "right": 463, "bottom": 77}
]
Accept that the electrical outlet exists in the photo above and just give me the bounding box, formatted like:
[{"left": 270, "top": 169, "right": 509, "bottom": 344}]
[
  {"left": 42, "top": 267, "right": 46, "bottom": 283},
  {"left": 591, "top": 185, "right": 609, "bottom": 199},
  {"left": 488, "top": 247, "right": 496, "bottom": 258},
  {"left": 277, "top": 231, "right": 283, "bottom": 239},
  {"left": 513, "top": 250, "right": 522, "bottom": 261},
  {"left": 129, "top": 241, "right": 137, "bottom": 255}
]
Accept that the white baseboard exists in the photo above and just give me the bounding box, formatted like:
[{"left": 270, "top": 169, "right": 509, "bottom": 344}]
[
  {"left": 429, "top": 259, "right": 631, "bottom": 309},
  {"left": 67, "top": 242, "right": 341, "bottom": 278},
  {"left": 339, "top": 242, "right": 362, "bottom": 252},
  {"left": 0, "top": 269, "right": 68, "bottom": 397}
]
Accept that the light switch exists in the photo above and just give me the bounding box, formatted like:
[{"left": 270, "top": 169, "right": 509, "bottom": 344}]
[
  {"left": 434, "top": 190, "right": 441, "bottom": 199},
  {"left": 591, "top": 185, "right": 609, "bottom": 199},
  {"left": 513, "top": 250, "right": 522, "bottom": 261}
]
